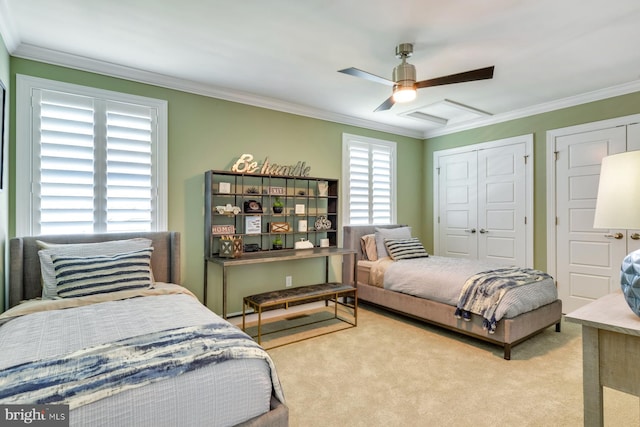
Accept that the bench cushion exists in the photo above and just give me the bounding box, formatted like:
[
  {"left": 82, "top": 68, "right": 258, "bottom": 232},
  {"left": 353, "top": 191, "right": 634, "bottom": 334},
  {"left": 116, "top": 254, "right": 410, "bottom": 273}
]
[{"left": 245, "top": 283, "right": 355, "bottom": 307}]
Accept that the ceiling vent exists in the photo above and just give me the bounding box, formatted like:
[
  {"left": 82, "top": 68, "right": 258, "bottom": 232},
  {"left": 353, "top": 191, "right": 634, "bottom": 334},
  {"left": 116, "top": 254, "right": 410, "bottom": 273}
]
[{"left": 401, "top": 99, "right": 492, "bottom": 128}]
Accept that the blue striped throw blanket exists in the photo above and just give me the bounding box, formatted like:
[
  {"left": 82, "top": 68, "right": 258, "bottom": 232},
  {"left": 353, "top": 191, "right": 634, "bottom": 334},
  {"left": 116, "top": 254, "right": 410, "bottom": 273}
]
[
  {"left": 0, "top": 323, "right": 284, "bottom": 409},
  {"left": 454, "top": 267, "right": 552, "bottom": 334}
]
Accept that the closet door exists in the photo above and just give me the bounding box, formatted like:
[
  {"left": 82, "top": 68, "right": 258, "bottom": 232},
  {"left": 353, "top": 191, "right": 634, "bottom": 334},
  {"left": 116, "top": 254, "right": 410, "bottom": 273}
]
[
  {"left": 437, "top": 142, "right": 527, "bottom": 265},
  {"left": 477, "top": 143, "right": 527, "bottom": 266},
  {"left": 555, "top": 126, "right": 627, "bottom": 313},
  {"left": 438, "top": 151, "right": 478, "bottom": 259}
]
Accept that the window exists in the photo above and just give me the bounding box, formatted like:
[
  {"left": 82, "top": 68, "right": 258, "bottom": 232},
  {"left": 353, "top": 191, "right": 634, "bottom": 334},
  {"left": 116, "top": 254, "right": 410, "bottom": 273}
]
[
  {"left": 16, "top": 75, "right": 168, "bottom": 236},
  {"left": 342, "top": 133, "right": 396, "bottom": 225}
]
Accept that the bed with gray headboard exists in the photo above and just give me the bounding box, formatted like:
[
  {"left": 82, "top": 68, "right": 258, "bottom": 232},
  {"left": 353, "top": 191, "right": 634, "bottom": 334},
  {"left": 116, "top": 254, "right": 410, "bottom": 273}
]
[
  {"left": 342, "top": 225, "right": 562, "bottom": 360},
  {"left": 4, "top": 231, "right": 288, "bottom": 427}
]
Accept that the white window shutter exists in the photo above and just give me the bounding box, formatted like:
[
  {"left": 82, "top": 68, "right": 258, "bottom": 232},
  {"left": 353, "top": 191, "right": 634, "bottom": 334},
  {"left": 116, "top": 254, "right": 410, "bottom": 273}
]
[
  {"left": 20, "top": 78, "right": 166, "bottom": 236},
  {"left": 37, "top": 89, "right": 96, "bottom": 234},
  {"left": 371, "top": 147, "right": 392, "bottom": 224},
  {"left": 348, "top": 144, "right": 372, "bottom": 224},
  {"left": 342, "top": 134, "right": 396, "bottom": 225},
  {"left": 105, "top": 101, "right": 155, "bottom": 232}
]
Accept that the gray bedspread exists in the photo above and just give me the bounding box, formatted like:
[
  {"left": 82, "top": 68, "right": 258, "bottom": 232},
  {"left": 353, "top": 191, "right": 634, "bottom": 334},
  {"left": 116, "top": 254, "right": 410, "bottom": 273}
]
[
  {"left": 379, "top": 256, "right": 558, "bottom": 321},
  {"left": 0, "top": 287, "right": 281, "bottom": 427}
]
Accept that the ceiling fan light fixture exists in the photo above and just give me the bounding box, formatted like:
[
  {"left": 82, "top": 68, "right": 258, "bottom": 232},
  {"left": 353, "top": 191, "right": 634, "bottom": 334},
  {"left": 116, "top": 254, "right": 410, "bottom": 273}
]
[
  {"left": 392, "top": 58, "right": 417, "bottom": 103},
  {"left": 392, "top": 84, "right": 417, "bottom": 103}
]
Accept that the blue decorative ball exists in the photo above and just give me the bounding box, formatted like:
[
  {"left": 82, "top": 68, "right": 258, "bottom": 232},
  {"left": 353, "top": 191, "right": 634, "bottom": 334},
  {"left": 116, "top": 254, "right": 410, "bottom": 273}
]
[{"left": 620, "top": 250, "right": 640, "bottom": 316}]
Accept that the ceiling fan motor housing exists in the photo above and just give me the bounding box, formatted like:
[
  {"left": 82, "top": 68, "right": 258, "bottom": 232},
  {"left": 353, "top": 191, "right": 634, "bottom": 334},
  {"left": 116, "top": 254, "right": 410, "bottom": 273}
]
[
  {"left": 393, "top": 43, "right": 416, "bottom": 89},
  {"left": 393, "top": 62, "right": 416, "bottom": 89}
]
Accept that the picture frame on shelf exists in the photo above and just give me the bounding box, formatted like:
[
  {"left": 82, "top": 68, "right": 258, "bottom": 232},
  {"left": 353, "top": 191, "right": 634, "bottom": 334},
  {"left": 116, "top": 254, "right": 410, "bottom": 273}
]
[
  {"left": 245, "top": 216, "right": 262, "bottom": 234},
  {"left": 270, "top": 222, "right": 290, "bottom": 233},
  {"left": 218, "top": 182, "right": 231, "bottom": 193},
  {"left": 295, "top": 204, "right": 305, "bottom": 215}
]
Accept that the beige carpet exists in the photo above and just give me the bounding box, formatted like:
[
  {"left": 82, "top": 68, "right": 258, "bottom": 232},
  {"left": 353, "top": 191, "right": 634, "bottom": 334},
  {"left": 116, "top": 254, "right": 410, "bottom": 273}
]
[{"left": 264, "top": 303, "right": 639, "bottom": 427}]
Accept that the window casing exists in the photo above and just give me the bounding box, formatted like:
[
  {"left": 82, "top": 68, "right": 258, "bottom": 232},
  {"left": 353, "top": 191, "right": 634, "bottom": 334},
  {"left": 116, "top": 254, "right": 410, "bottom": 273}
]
[
  {"left": 342, "top": 133, "right": 397, "bottom": 225},
  {"left": 16, "top": 75, "right": 168, "bottom": 236}
]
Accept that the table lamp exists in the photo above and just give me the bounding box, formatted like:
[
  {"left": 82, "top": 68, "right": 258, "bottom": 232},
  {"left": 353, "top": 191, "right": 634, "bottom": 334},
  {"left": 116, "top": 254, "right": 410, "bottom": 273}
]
[{"left": 593, "top": 150, "right": 640, "bottom": 316}]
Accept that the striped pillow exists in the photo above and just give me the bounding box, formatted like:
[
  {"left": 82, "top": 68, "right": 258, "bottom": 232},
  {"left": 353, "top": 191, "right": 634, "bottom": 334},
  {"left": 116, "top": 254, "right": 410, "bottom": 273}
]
[
  {"left": 384, "top": 237, "right": 429, "bottom": 260},
  {"left": 37, "top": 238, "right": 152, "bottom": 299},
  {"left": 52, "top": 248, "right": 154, "bottom": 298}
]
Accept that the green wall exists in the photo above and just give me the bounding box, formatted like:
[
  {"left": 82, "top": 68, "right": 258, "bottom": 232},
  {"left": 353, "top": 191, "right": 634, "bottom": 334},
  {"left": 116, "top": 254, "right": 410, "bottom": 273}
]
[
  {"left": 424, "top": 92, "right": 640, "bottom": 270},
  {"left": 9, "top": 58, "right": 424, "bottom": 314},
  {"left": 8, "top": 56, "right": 640, "bottom": 314},
  {"left": 0, "top": 34, "right": 9, "bottom": 311}
]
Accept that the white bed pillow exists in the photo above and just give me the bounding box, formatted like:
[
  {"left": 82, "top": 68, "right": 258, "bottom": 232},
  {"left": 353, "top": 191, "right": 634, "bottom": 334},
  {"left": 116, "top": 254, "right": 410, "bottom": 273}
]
[
  {"left": 384, "top": 237, "right": 429, "bottom": 260},
  {"left": 374, "top": 226, "right": 412, "bottom": 259},
  {"left": 52, "top": 247, "right": 155, "bottom": 298},
  {"left": 37, "top": 238, "right": 153, "bottom": 299}
]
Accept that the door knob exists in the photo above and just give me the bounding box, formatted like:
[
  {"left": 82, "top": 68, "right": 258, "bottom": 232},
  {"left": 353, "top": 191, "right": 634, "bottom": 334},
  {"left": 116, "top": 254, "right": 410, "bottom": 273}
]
[
  {"left": 631, "top": 233, "right": 640, "bottom": 240},
  {"left": 464, "top": 228, "right": 476, "bottom": 233},
  {"left": 479, "top": 228, "right": 488, "bottom": 234},
  {"left": 604, "top": 233, "right": 624, "bottom": 240}
]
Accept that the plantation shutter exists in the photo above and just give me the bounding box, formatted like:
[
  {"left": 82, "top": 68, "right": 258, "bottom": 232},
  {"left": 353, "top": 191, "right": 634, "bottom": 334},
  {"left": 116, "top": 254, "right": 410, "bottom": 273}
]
[
  {"left": 33, "top": 89, "right": 156, "bottom": 234},
  {"left": 347, "top": 144, "right": 371, "bottom": 224},
  {"left": 371, "top": 145, "right": 393, "bottom": 224},
  {"left": 37, "top": 89, "right": 96, "bottom": 234},
  {"left": 105, "top": 101, "right": 155, "bottom": 232},
  {"left": 343, "top": 135, "right": 396, "bottom": 225}
]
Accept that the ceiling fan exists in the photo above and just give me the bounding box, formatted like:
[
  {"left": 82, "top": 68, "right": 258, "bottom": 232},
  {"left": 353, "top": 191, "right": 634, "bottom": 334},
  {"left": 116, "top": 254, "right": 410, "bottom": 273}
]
[{"left": 338, "top": 43, "right": 495, "bottom": 112}]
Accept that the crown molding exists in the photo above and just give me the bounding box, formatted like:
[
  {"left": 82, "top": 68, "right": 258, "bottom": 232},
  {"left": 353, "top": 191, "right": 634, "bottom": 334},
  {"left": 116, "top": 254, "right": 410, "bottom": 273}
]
[
  {"left": 423, "top": 79, "right": 640, "bottom": 138},
  {"left": 10, "top": 43, "right": 425, "bottom": 139},
  {"left": 8, "top": 41, "right": 640, "bottom": 141},
  {"left": 0, "top": 0, "right": 19, "bottom": 52}
]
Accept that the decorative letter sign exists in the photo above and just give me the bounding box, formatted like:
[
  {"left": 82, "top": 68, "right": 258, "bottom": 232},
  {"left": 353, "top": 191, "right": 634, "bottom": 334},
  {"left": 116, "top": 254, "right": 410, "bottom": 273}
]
[{"left": 230, "top": 154, "right": 311, "bottom": 177}]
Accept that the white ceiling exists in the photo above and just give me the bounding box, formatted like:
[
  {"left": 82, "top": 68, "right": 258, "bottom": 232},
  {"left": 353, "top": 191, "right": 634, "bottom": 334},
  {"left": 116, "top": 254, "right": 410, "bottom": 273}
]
[{"left": 2, "top": 0, "right": 640, "bottom": 138}]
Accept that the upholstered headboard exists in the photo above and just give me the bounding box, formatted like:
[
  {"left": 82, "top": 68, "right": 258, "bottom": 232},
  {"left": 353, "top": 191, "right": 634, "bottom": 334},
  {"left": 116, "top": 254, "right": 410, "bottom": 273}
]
[
  {"left": 342, "top": 225, "right": 406, "bottom": 285},
  {"left": 8, "top": 231, "right": 181, "bottom": 308}
]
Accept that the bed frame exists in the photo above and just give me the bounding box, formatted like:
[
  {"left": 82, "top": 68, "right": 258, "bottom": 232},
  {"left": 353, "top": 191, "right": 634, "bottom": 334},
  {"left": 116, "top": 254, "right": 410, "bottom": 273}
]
[
  {"left": 342, "top": 225, "right": 562, "bottom": 360},
  {"left": 8, "top": 231, "right": 288, "bottom": 427}
]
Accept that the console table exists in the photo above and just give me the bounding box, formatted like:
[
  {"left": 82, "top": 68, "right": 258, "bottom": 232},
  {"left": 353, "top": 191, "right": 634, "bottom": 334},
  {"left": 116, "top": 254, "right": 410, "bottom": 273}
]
[
  {"left": 204, "top": 247, "right": 357, "bottom": 318},
  {"left": 565, "top": 292, "right": 640, "bottom": 427}
]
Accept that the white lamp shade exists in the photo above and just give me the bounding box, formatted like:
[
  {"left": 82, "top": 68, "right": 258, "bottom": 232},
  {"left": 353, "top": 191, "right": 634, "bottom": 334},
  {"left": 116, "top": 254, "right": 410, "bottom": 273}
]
[{"left": 593, "top": 150, "right": 640, "bottom": 229}]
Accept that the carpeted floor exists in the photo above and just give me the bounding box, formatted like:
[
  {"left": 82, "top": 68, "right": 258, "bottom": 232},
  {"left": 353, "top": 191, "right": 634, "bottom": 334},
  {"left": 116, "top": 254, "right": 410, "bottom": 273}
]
[{"left": 263, "top": 303, "right": 639, "bottom": 427}]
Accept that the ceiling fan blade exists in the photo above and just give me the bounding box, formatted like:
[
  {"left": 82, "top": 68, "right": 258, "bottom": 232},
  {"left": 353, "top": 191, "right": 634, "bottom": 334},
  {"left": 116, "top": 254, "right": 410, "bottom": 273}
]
[
  {"left": 338, "top": 67, "right": 395, "bottom": 86},
  {"left": 415, "top": 66, "right": 495, "bottom": 89},
  {"left": 374, "top": 96, "right": 395, "bottom": 112}
]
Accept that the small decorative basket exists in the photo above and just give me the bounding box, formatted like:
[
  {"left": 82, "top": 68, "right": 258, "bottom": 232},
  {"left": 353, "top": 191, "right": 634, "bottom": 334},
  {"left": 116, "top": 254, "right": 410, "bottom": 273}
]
[{"left": 220, "top": 237, "right": 243, "bottom": 258}]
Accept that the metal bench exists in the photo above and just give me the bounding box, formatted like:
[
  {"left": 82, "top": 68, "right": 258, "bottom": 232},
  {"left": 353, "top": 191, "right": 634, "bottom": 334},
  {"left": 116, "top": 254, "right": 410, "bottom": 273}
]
[{"left": 242, "top": 282, "right": 357, "bottom": 346}]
